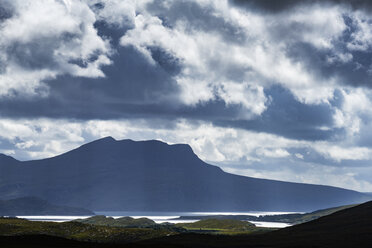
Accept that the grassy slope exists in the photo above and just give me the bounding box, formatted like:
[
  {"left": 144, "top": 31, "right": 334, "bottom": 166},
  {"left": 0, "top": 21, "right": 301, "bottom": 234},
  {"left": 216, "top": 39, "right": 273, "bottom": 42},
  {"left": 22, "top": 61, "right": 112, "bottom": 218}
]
[
  {"left": 137, "top": 201, "right": 372, "bottom": 248},
  {"left": 176, "top": 219, "right": 271, "bottom": 235},
  {"left": 174, "top": 203, "right": 358, "bottom": 224},
  {"left": 290, "top": 203, "right": 357, "bottom": 224},
  {"left": 2, "top": 201, "right": 372, "bottom": 247},
  {"left": 0, "top": 202, "right": 367, "bottom": 247},
  {"left": 0, "top": 217, "right": 176, "bottom": 244},
  {"left": 75, "top": 216, "right": 156, "bottom": 228}
]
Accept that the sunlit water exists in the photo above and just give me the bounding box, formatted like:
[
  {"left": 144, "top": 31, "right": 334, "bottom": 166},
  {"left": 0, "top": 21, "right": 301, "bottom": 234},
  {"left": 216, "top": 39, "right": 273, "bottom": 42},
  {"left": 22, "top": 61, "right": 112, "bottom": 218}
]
[
  {"left": 250, "top": 221, "right": 292, "bottom": 228},
  {"left": 17, "top": 211, "right": 299, "bottom": 228}
]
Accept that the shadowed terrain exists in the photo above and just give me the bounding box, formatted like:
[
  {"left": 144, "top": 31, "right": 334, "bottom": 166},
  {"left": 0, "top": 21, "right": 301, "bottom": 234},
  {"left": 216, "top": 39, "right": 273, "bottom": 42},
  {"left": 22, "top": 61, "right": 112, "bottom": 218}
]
[
  {"left": 136, "top": 200, "right": 372, "bottom": 247},
  {"left": 174, "top": 203, "right": 357, "bottom": 224},
  {"left": 0, "top": 137, "right": 370, "bottom": 212},
  {"left": 1, "top": 201, "right": 372, "bottom": 247},
  {"left": 0, "top": 197, "right": 94, "bottom": 216}
]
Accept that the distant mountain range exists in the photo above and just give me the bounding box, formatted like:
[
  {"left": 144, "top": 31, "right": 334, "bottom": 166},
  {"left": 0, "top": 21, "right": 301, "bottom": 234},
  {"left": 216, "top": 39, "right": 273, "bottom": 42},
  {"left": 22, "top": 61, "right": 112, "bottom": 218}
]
[
  {"left": 0, "top": 137, "right": 370, "bottom": 211},
  {"left": 0, "top": 197, "right": 93, "bottom": 216}
]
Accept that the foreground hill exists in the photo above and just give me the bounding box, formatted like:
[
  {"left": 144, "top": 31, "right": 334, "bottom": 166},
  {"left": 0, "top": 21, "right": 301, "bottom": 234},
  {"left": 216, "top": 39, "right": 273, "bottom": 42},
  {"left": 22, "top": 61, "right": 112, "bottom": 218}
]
[
  {"left": 174, "top": 203, "right": 357, "bottom": 224},
  {"left": 138, "top": 200, "right": 372, "bottom": 247},
  {"left": 0, "top": 137, "right": 370, "bottom": 211},
  {"left": 1, "top": 201, "right": 372, "bottom": 247},
  {"left": 0, "top": 197, "right": 94, "bottom": 216},
  {"left": 0, "top": 217, "right": 175, "bottom": 244},
  {"left": 74, "top": 216, "right": 185, "bottom": 232},
  {"left": 175, "top": 219, "right": 266, "bottom": 235},
  {"left": 75, "top": 216, "right": 156, "bottom": 228}
]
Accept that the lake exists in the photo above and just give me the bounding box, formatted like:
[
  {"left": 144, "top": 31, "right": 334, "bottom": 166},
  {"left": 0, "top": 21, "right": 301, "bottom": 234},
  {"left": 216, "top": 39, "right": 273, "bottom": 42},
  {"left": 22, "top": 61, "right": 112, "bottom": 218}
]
[{"left": 17, "top": 211, "right": 298, "bottom": 228}]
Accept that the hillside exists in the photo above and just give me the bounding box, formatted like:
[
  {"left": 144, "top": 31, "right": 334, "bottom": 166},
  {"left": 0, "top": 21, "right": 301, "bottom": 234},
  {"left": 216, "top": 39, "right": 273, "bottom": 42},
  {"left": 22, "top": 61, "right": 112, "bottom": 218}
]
[
  {"left": 0, "top": 197, "right": 94, "bottom": 216},
  {"left": 176, "top": 219, "right": 264, "bottom": 235},
  {"left": 174, "top": 203, "right": 357, "bottom": 224},
  {"left": 180, "top": 219, "right": 255, "bottom": 230},
  {"left": 137, "top": 200, "right": 372, "bottom": 247},
  {"left": 1, "top": 202, "right": 372, "bottom": 247},
  {"left": 0, "top": 137, "right": 370, "bottom": 211},
  {"left": 0, "top": 217, "right": 176, "bottom": 244},
  {"left": 75, "top": 216, "right": 156, "bottom": 228}
]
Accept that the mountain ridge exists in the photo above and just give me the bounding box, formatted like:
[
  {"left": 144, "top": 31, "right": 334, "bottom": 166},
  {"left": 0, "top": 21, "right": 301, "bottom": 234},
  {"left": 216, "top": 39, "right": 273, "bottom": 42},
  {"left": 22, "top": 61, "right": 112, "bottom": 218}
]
[
  {"left": 0, "top": 137, "right": 358, "bottom": 190},
  {"left": 0, "top": 137, "right": 370, "bottom": 211}
]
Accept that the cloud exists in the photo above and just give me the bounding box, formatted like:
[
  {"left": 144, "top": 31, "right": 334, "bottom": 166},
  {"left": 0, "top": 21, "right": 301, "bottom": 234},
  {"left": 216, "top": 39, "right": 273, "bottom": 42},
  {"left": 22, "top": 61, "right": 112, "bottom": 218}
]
[
  {"left": 232, "top": 0, "right": 372, "bottom": 13},
  {"left": 2, "top": 0, "right": 372, "bottom": 192},
  {"left": 0, "top": 0, "right": 369, "bottom": 140},
  {"left": 222, "top": 161, "right": 372, "bottom": 192},
  {"left": 120, "top": 0, "right": 346, "bottom": 110},
  {"left": 256, "top": 148, "right": 290, "bottom": 158},
  {"left": 0, "top": 0, "right": 111, "bottom": 97},
  {"left": 117, "top": 0, "right": 372, "bottom": 113},
  {"left": 313, "top": 143, "right": 372, "bottom": 162}
]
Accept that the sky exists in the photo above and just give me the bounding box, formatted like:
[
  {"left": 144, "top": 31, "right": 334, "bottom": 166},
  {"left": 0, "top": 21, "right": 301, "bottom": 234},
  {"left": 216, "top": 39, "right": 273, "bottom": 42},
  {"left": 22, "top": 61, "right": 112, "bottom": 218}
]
[{"left": 1, "top": 0, "right": 372, "bottom": 192}]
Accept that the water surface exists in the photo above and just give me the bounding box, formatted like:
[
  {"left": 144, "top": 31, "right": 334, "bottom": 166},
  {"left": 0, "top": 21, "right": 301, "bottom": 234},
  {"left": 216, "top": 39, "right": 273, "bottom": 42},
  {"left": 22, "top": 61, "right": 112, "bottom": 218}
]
[{"left": 18, "top": 211, "right": 297, "bottom": 228}]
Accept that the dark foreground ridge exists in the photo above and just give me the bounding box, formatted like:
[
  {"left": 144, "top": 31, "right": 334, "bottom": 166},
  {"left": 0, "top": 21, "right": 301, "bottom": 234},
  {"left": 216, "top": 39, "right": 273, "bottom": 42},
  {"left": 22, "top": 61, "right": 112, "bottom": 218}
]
[
  {"left": 174, "top": 203, "right": 357, "bottom": 224},
  {"left": 134, "top": 200, "right": 372, "bottom": 247},
  {"left": 1, "top": 201, "right": 372, "bottom": 247},
  {"left": 0, "top": 137, "right": 370, "bottom": 211}
]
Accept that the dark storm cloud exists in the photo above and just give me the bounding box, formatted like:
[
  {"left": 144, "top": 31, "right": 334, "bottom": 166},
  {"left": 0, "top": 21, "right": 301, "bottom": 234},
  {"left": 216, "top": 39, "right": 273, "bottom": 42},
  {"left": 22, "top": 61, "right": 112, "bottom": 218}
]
[
  {"left": 216, "top": 86, "right": 341, "bottom": 141},
  {"left": 264, "top": 13, "right": 372, "bottom": 88},
  {"left": 0, "top": 75, "right": 341, "bottom": 141},
  {"left": 0, "top": 6, "right": 348, "bottom": 142},
  {"left": 0, "top": 0, "right": 360, "bottom": 142},
  {"left": 232, "top": 0, "right": 372, "bottom": 13},
  {"left": 286, "top": 41, "right": 372, "bottom": 88},
  {"left": 7, "top": 39, "right": 61, "bottom": 70},
  {"left": 94, "top": 20, "right": 130, "bottom": 46},
  {"left": 0, "top": 44, "right": 181, "bottom": 119},
  {"left": 0, "top": 1, "right": 13, "bottom": 21}
]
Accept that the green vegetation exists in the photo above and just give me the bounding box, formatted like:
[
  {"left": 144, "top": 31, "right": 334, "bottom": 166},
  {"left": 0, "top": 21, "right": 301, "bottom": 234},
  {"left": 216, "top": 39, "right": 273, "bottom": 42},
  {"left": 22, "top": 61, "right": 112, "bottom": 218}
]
[
  {"left": 1, "top": 201, "right": 372, "bottom": 248},
  {"left": 290, "top": 204, "right": 357, "bottom": 224},
  {"left": 176, "top": 219, "right": 271, "bottom": 235},
  {"left": 0, "top": 204, "right": 355, "bottom": 245},
  {"left": 0, "top": 217, "right": 178, "bottom": 243},
  {"left": 252, "top": 204, "right": 358, "bottom": 224},
  {"left": 74, "top": 216, "right": 186, "bottom": 232},
  {"left": 75, "top": 215, "right": 156, "bottom": 228},
  {"left": 180, "top": 219, "right": 255, "bottom": 230},
  {"left": 0, "top": 216, "right": 271, "bottom": 243},
  {"left": 175, "top": 204, "right": 358, "bottom": 225}
]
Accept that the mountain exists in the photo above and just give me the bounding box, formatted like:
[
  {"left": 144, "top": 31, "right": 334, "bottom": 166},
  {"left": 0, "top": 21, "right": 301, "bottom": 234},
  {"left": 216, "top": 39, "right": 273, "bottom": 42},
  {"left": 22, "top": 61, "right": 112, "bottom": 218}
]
[
  {"left": 0, "top": 197, "right": 94, "bottom": 216},
  {"left": 0, "top": 137, "right": 370, "bottom": 211}
]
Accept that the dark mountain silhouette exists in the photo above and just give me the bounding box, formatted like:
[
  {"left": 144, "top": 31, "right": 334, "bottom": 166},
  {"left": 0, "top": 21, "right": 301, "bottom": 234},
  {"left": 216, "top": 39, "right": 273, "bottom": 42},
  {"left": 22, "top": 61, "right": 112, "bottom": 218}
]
[
  {"left": 0, "top": 197, "right": 93, "bottom": 216},
  {"left": 0, "top": 137, "right": 370, "bottom": 211}
]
